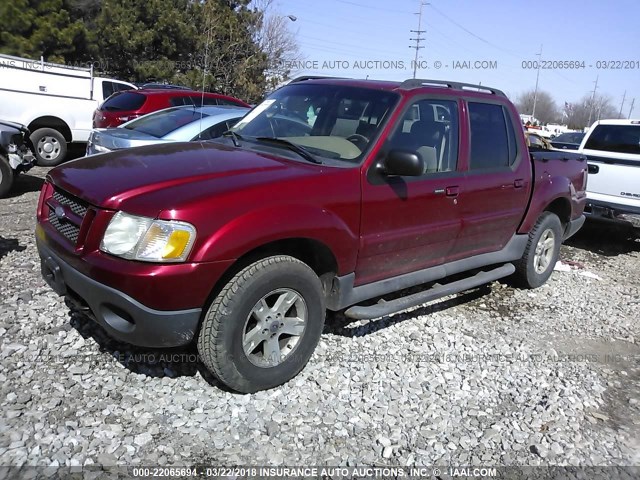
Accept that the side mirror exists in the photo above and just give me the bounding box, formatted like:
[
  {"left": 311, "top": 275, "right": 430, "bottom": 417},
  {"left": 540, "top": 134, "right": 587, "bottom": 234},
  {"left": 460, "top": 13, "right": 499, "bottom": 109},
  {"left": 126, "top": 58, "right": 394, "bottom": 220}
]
[{"left": 381, "top": 149, "right": 424, "bottom": 176}]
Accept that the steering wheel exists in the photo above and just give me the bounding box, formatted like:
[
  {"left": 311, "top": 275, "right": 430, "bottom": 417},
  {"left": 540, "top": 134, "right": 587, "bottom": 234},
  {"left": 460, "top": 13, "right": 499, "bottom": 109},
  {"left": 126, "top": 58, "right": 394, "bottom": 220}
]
[{"left": 346, "top": 134, "right": 369, "bottom": 150}]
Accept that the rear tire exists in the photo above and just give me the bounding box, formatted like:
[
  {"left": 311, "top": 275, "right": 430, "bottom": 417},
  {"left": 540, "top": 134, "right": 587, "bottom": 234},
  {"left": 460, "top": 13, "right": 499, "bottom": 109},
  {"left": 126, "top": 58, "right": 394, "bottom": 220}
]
[
  {"left": 0, "top": 157, "right": 14, "bottom": 197},
  {"left": 513, "top": 212, "right": 562, "bottom": 289},
  {"left": 30, "top": 128, "right": 67, "bottom": 166},
  {"left": 197, "top": 255, "right": 325, "bottom": 393}
]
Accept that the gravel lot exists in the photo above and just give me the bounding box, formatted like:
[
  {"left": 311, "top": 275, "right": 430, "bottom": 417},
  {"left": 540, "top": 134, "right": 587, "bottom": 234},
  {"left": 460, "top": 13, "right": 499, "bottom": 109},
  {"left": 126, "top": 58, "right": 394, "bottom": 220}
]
[{"left": 1, "top": 167, "right": 639, "bottom": 472}]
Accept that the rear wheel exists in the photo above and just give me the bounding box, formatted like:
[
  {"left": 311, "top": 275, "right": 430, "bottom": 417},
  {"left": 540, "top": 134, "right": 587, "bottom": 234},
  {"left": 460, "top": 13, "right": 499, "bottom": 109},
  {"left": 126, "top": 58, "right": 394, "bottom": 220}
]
[
  {"left": 197, "top": 255, "right": 325, "bottom": 393},
  {"left": 513, "top": 212, "right": 562, "bottom": 288},
  {"left": 0, "top": 157, "right": 14, "bottom": 197},
  {"left": 30, "top": 128, "right": 67, "bottom": 166}
]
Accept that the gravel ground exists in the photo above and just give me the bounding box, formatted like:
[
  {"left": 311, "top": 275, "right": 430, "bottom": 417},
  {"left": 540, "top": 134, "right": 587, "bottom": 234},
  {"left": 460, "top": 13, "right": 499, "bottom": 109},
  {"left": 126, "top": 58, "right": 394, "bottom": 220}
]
[{"left": 1, "top": 167, "right": 639, "bottom": 472}]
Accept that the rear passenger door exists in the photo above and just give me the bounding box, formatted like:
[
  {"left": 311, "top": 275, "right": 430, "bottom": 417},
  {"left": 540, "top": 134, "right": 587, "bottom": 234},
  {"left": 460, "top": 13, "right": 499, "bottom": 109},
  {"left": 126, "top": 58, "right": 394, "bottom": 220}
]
[
  {"left": 357, "top": 98, "right": 463, "bottom": 285},
  {"left": 451, "top": 101, "right": 531, "bottom": 258}
]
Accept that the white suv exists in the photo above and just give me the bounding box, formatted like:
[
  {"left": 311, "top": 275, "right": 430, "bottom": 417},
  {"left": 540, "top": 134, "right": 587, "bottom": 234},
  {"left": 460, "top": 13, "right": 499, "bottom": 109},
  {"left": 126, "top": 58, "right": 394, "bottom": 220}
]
[{"left": 579, "top": 119, "right": 640, "bottom": 227}]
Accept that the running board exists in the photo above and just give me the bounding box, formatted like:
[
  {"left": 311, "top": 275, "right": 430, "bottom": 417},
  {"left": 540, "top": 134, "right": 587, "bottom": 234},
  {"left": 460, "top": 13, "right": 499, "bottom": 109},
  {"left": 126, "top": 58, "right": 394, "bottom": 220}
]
[{"left": 343, "top": 263, "right": 515, "bottom": 320}]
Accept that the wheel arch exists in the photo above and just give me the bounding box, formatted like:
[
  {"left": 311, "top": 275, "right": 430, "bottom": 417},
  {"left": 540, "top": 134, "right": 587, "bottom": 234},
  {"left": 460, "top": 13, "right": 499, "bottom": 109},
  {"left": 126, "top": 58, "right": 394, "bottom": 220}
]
[
  {"left": 28, "top": 117, "right": 72, "bottom": 142},
  {"left": 204, "top": 237, "right": 340, "bottom": 307},
  {"left": 543, "top": 197, "right": 571, "bottom": 227}
]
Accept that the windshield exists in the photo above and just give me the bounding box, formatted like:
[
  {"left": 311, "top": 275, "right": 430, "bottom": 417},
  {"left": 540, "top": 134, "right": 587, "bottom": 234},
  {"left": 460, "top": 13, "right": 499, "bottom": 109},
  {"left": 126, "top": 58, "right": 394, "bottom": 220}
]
[
  {"left": 124, "top": 107, "right": 210, "bottom": 138},
  {"left": 232, "top": 83, "right": 399, "bottom": 162}
]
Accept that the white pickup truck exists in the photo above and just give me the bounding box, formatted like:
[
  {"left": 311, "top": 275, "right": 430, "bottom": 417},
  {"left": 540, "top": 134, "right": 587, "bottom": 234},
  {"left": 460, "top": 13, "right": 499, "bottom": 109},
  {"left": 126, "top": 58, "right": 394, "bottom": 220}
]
[
  {"left": 0, "top": 54, "right": 135, "bottom": 165},
  {"left": 580, "top": 119, "right": 640, "bottom": 228}
]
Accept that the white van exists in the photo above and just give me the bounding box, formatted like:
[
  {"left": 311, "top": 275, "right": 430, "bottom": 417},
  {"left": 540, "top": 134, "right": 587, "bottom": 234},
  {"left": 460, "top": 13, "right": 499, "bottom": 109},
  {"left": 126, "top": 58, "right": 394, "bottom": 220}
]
[
  {"left": 0, "top": 54, "right": 136, "bottom": 165},
  {"left": 579, "top": 119, "right": 640, "bottom": 227}
]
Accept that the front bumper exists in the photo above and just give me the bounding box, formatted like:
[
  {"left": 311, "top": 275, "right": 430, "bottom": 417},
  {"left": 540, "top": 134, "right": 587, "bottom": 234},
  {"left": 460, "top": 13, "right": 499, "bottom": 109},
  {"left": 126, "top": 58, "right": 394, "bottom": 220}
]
[{"left": 37, "top": 240, "right": 202, "bottom": 347}]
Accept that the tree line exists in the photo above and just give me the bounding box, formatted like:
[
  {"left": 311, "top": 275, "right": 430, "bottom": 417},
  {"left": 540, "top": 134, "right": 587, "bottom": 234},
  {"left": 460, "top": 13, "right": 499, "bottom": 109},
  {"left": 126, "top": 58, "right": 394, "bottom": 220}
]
[
  {"left": 515, "top": 89, "right": 628, "bottom": 130},
  {"left": 0, "top": 0, "right": 299, "bottom": 103}
]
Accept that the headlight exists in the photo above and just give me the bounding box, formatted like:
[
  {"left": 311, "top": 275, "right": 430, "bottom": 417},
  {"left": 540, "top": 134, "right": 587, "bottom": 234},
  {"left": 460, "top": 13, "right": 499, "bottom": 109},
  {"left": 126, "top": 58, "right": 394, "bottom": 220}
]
[{"left": 100, "top": 212, "right": 196, "bottom": 262}]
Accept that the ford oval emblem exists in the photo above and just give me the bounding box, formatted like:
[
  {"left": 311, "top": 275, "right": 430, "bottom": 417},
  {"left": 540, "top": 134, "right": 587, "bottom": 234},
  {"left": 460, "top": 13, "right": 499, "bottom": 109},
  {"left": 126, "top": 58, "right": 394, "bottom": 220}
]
[{"left": 54, "top": 206, "right": 66, "bottom": 220}]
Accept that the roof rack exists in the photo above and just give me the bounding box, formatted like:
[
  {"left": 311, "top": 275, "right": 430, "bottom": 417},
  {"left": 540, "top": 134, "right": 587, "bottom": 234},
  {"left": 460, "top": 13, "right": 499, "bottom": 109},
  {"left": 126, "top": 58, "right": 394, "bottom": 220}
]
[
  {"left": 399, "top": 78, "right": 506, "bottom": 97},
  {"left": 287, "top": 75, "right": 349, "bottom": 84}
]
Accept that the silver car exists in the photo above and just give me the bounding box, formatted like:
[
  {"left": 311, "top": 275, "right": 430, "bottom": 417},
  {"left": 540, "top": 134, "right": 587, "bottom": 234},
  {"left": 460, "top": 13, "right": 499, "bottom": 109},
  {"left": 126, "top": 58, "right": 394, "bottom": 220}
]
[{"left": 86, "top": 105, "right": 249, "bottom": 155}]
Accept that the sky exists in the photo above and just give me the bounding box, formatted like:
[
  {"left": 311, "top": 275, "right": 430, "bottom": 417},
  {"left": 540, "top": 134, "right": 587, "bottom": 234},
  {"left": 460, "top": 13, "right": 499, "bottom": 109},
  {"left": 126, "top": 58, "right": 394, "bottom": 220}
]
[{"left": 272, "top": 0, "right": 640, "bottom": 117}]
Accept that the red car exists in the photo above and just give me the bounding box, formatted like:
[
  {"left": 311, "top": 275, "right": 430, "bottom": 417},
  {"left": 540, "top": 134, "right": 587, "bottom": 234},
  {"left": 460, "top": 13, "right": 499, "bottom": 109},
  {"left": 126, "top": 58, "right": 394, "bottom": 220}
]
[
  {"left": 37, "top": 77, "right": 587, "bottom": 393},
  {"left": 92, "top": 89, "right": 250, "bottom": 128}
]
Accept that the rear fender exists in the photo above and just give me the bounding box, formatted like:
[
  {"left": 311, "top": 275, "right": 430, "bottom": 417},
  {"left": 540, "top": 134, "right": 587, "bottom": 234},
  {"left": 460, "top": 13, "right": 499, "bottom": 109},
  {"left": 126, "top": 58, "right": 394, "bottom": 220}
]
[{"left": 518, "top": 173, "right": 575, "bottom": 233}]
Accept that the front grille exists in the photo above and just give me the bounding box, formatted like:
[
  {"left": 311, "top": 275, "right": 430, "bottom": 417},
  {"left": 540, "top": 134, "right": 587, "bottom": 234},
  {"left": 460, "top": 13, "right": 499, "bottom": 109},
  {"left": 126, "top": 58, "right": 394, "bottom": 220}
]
[
  {"left": 46, "top": 188, "right": 89, "bottom": 245},
  {"left": 52, "top": 190, "right": 88, "bottom": 217},
  {"left": 48, "top": 210, "right": 81, "bottom": 243}
]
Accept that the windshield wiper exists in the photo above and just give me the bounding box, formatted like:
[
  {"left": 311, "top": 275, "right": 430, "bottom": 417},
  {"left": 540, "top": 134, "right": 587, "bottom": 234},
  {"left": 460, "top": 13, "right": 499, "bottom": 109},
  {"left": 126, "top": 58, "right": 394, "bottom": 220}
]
[
  {"left": 255, "top": 137, "right": 321, "bottom": 164},
  {"left": 222, "top": 130, "right": 243, "bottom": 147}
]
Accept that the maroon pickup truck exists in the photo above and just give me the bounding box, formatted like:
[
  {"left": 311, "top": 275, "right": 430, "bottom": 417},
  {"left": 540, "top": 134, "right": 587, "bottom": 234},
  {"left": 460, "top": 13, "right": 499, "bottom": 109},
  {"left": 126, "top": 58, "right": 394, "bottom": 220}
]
[{"left": 36, "top": 77, "right": 587, "bottom": 392}]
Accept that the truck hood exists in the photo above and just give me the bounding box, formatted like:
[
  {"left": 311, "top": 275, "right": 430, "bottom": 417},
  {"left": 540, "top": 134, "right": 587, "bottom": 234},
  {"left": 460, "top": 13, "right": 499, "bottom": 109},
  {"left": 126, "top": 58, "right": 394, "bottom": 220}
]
[{"left": 48, "top": 141, "right": 312, "bottom": 209}]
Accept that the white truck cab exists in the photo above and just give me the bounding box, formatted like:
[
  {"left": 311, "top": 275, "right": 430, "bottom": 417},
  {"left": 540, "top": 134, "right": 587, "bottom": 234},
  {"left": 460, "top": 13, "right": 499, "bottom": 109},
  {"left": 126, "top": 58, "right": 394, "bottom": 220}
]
[
  {"left": 0, "top": 54, "right": 136, "bottom": 165},
  {"left": 579, "top": 119, "right": 640, "bottom": 228}
]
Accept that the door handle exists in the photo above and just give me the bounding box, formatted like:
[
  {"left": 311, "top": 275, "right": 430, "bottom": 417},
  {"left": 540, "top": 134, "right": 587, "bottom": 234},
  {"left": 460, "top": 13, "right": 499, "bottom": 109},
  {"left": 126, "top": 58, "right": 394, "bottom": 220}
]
[
  {"left": 514, "top": 179, "right": 524, "bottom": 188},
  {"left": 445, "top": 186, "right": 459, "bottom": 197}
]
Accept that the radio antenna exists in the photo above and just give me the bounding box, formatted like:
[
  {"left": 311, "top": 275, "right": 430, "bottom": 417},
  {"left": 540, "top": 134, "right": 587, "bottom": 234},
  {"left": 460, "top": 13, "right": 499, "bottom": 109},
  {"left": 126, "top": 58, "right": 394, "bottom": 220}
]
[{"left": 198, "top": 22, "right": 212, "bottom": 140}]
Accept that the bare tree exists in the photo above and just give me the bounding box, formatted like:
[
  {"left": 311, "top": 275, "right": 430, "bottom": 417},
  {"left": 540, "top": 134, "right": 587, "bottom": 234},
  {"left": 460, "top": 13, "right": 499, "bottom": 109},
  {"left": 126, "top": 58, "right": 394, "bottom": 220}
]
[
  {"left": 252, "top": 0, "right": 302, "bottom": 91},
  {"left": 515, "top": 90, "right": 559, "bottom": 124},
  {"left": 566, "top": 93, "right": 622, "bottom": 130}
]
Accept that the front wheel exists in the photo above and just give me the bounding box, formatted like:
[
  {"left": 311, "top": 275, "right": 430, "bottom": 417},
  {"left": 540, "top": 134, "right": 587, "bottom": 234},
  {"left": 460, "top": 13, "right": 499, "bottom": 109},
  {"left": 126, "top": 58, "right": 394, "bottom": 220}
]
[
  {"left": 513, "top": 212, "right": 562, "bottom": 288},
  {"left": 30, "top": 128, "right": 67, "bottom": 166},
  {"left": 197, "top": 255, "right": 325, "bottom": 393}
]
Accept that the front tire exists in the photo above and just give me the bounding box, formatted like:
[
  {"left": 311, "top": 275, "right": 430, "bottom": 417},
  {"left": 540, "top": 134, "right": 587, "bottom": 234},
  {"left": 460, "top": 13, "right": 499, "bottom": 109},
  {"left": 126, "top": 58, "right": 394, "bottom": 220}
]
[
  {"left": 30, "top": 128, "right": 67, "bottom": 166},
  {"left": 197, "top": 255, "right": 325, "bottom": 393},
  {"left": 513, "top": 212, "right": 562, "bottom": 288}
]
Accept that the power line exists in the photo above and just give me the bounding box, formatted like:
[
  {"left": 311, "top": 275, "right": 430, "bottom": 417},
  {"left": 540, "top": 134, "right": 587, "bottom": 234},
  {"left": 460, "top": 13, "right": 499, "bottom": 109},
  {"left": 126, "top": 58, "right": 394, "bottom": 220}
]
[
  {"left": 333, "top": 0, "right": 412, "bottom": 14},
  {"left": 429, "top": 4, "right": 522, "bottom": 59},
  {"left": 409, "top": 1, "right": 428, "bottom": 79}
]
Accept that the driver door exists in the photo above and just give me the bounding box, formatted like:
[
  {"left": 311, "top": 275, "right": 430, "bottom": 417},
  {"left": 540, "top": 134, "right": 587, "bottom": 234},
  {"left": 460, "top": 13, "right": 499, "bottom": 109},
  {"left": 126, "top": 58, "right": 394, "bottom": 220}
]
[{"left": 356, "top": 98, "right": 463, "bottom": 286}]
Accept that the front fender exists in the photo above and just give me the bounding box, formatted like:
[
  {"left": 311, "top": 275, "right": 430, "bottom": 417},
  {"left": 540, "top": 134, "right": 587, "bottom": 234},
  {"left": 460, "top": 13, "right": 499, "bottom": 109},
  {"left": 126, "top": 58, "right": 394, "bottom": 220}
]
[{"left": 191, "top": 204, "right": 359, "bottom": 275}]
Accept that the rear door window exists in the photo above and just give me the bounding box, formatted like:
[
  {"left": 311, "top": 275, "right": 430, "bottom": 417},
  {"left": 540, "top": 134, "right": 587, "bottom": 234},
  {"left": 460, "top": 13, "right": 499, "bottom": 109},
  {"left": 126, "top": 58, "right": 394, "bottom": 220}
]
[
  {"left": 218, "top": 98, "right": 246, "bottom": 107},
  {"left": 169, "top": 96, "right": 189, "bottom": 107},
  {"left": 468, "top": 102, "right": 515, "bottom": 169},
  {"left": 101, "top": 92, "right": 146, "bottom": 111},
  {"left": 102, "top": 81, "right": 115, "bottom": 100},
  {"left": 584, "top": 125, "right": 640, "bottom": 154}
]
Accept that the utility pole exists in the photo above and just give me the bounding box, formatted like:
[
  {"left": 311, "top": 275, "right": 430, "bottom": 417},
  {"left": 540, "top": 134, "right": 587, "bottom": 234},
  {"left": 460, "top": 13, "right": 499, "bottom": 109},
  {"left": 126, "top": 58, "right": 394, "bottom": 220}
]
[
  {"left": 531, "top": 45, "right": 542, "bottom": 121},
  {"left": 587, "top": 75, "right": 599, "bottom": 127},
  {"left": 629, "top": 98, "right": 636, "bottom": 119},
  {"left": 619, "top": 91, "right": 626, "bottom": 118},
  {"left": 409, "top": 1, "right": 427, "bottom": 79}
]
